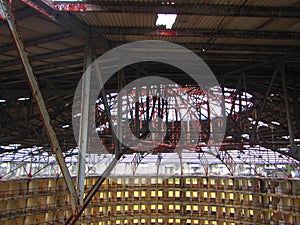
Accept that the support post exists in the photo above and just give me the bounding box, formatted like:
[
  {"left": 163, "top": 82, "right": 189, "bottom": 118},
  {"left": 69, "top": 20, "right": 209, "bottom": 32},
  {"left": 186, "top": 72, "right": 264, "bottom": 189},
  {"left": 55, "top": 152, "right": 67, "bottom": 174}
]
[
  {"left": 76, "top": 38, "right": 93, "bottom": 205},
  {"left": 280, "top": 65, "right": 298, "bottom": 156},
  {"left": 250, "top": 66, "right": 278, "bottom": 142},
  {"left": 0, "top": 0, "right": 79, "bottom": 209}
]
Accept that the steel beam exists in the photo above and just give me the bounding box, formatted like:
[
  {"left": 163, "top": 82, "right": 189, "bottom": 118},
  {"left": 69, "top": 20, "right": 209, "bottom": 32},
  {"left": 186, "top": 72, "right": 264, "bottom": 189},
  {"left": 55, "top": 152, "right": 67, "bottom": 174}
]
[
  {"left": 90, "top": 26, "right": 300, "bottom": 40},
  {"left": 0, "top": 46, "right": 84, "bottom": 68},
  {"left": 51, "top": 2, "right": 300, "bottom": 19},
  {"left": 0, "top": 6, "right": 37, "bottom": 24},
  {"left": 112, "top": 42, "right": 300, "bottom": 54},
  {"left": 76, "top": 38, "right": 93, "bottom": 205},
  {"left": 1, "top": 58, "right": 83, "bottom": 77},
  {"left": 0, "top": 31, "right": 73, "bottom": 53},
  {"left": 0, "top": 0, "right": 79, "bottom": 210}
]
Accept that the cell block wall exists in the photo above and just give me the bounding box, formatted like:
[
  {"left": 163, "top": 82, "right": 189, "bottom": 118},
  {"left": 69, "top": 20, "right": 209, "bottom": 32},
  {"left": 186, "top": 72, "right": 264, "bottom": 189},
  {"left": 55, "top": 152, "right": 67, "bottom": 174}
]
[{"left": 0, "top": 176, "right": 299, "bottom": 225}]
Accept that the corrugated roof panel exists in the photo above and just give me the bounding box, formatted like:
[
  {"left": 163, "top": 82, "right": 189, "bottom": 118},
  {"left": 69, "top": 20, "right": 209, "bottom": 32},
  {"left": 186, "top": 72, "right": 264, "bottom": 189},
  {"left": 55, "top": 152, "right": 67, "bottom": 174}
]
[
  {"left": 104, "top": 34, "right": 211, "bottom": 43},
  {"left": 261, "top": 18, "right": 300, "bottom": 31},
  {"left": 18, "top": 17, "right": 64, "bottom": 35},
  {"left": 76, "top": 13, "right": 156, "bottom": 27},
  {"left": 174, "top": 15, "right": 224, "bottom": 29},
  {"left": 98, "top": 0, "right": 244, "bottom": 5},
  {"left": 212, "top": 37, "right": 300, "bottom": 46},
  {"left": 222, "top": 17, "right": 270, "bottom": 30},
  {"left": 88, "top": 0, "right": 298, "bottom": 6},
  {"left": 245, "top": 0, "right": 299, "bottom": 7},
  {"left": 288, "top": 21, "right": 300, "bottom": 32}
]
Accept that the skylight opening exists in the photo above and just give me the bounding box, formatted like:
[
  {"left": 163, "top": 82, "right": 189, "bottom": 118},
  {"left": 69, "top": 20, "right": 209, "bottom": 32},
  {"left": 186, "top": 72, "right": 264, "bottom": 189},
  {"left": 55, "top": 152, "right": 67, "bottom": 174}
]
[
  {"left": 156, "top": 14, "right": 177, "bottom": 29},
  {"left": 17, "top": 97, "right": 30, "bottom": 101}
]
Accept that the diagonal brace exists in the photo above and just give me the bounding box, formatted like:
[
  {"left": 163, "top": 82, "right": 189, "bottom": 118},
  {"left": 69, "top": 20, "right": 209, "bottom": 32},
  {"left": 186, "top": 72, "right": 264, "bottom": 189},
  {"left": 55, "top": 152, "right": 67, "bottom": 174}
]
[{"left": 0, "top": 0, "right": 79, "bottom": 210}]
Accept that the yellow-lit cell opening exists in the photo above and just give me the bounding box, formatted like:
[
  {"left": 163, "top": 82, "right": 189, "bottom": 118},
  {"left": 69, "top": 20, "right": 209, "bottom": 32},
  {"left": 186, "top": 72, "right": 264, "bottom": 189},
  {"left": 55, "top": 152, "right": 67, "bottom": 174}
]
[
  {"left": 141, "top": 219, "right": 146, "bottom": 223},
  {"left": 169, "top": 218, "right": 174, "bottom": 223},
  {"left": 151, "top": 219, "right": 156, "bottom": 223},
  {"left": 151, "top": 204, "right": 156, "bottom": 210},
  {"left": 210, "top": 178, "right": 215, "bottom": 185},
  {"left": 116, "top": 178, "right": 122, "bottom": 184},
  {"left": 203, "top": 192, "right": 208, "bottom": 198},
  {"left": 186, "top": 205, "right": 191, "bottom": 210},
  {"left": 194, "top": 219, "right": 199, "bottom": 224},
  {"left": 116, "top": 191, "right": 122, "bottom": 198},
  {"left": 249, "top": 209, "right": 254, "bottom": 216},
  {"left": 221, "top": 192, "right": 225, "bottom": 199},
  {"left": 158, "top": 190, "right": 163, "bottom": 197},
  {"left": 133, "top": 205, "right": 139, "bottom": 211},
  {"left": 134, "top": 191, "right": 139, "bottom": 197},
  {"left": 186, "top": 191, "right": 191, "bottom": 197},
  {"left": 175, "top": 204, "right": 180, "bottom": 210},
  {"left": 193, "top": 205, "right": 199, "bottom": 211},
  {"left": 186, "top": 178, "right": 191, "bottom": 184},
  {"left": 169, "top": 191, "right": 174, "bottom": 197},
  {"left": 116, "top": 205, "right": 121, "bottom": 212},
  {"left": 141, "top": 191, "right": 146, "bottom": 197},
  {"left": 211, "top": 206, "right": 217, "bottom": 212},
  {"left": 158, "top": 204, "right": 163, "bottom": 210},
  {"left": 124, "top": 191, "right": 129, "bottom": 198},
  {"left": 192, "top": 178, "right": 197, "bottom": 184},
  {"left": 193, "top": 191, "right": 198, "bottom": 197},
  {"left": 169, "top": 204, "right": 174, "bottom": 210},
  {"left": 175, "top": 190, "right": 180, "bottom": 197},
  {"left": 175, "top": 219, "right": 180, "bottom": 223},
  {"left": 168, "top": 178, "right": 173, "bottom": 184},
  {"left": 124, "top": 178, "right": 129, "bottom": 185},
  {"left": 175, "top": 178, "right": 180, "bottom": 184},
  {"left": 133, "top": 218, "right": 139, "bottom": 224},
  {"left": 141, "top": 204, "right": 146, "bottom": 211},
  {"left": 141, "top": 178, "right": 146, "bottom": 185},
  {"left": 151, "top": 190, "right": 156, "bottom": 197},
  {"left": 158, "top": 218, "right": 163, "bottom": 223},
  {"left": 134, "top": 178, "right": 139, "bottom": 185},
  {"left": 210, "top": 192, "right": 216, "bottom": 199},
  {"left": 124, "top": 205, "right": 128, "bottom": 211},
  {"left": 249, "top": 194, "right": 253, "bottom": 201}
]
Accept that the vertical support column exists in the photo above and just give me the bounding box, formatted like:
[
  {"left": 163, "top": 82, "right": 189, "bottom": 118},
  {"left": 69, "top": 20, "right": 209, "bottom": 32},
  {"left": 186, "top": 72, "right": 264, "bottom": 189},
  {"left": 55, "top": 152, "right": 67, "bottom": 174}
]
[
  {"left": 117, "top": 70, "right": 125, "bottom": 155},
  {"left": 77, "top": 38, "right": 94, "bottom": 205},
  {"left": 280, "top": 65, "right": 297, "bottom": 156},
  {"left": 251, "top": 66, "right": 278, "bottom": 142},
  {"left": 0, "top": 0, "right": 78, "bottom": 210}
]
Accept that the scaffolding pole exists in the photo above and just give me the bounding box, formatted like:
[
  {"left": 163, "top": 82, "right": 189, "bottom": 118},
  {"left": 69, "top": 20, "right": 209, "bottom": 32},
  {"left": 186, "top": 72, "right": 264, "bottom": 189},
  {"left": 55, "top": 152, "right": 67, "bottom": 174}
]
[{"left": 0, "top": 0, "right": 79, "bottom": 210}]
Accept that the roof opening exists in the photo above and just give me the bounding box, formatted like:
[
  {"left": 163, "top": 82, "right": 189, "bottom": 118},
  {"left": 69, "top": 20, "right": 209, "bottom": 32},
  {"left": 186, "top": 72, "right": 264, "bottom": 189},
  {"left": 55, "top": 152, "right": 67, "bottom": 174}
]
[{"left": 156, "top": 14, "right": 177, "bottom": 29}]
